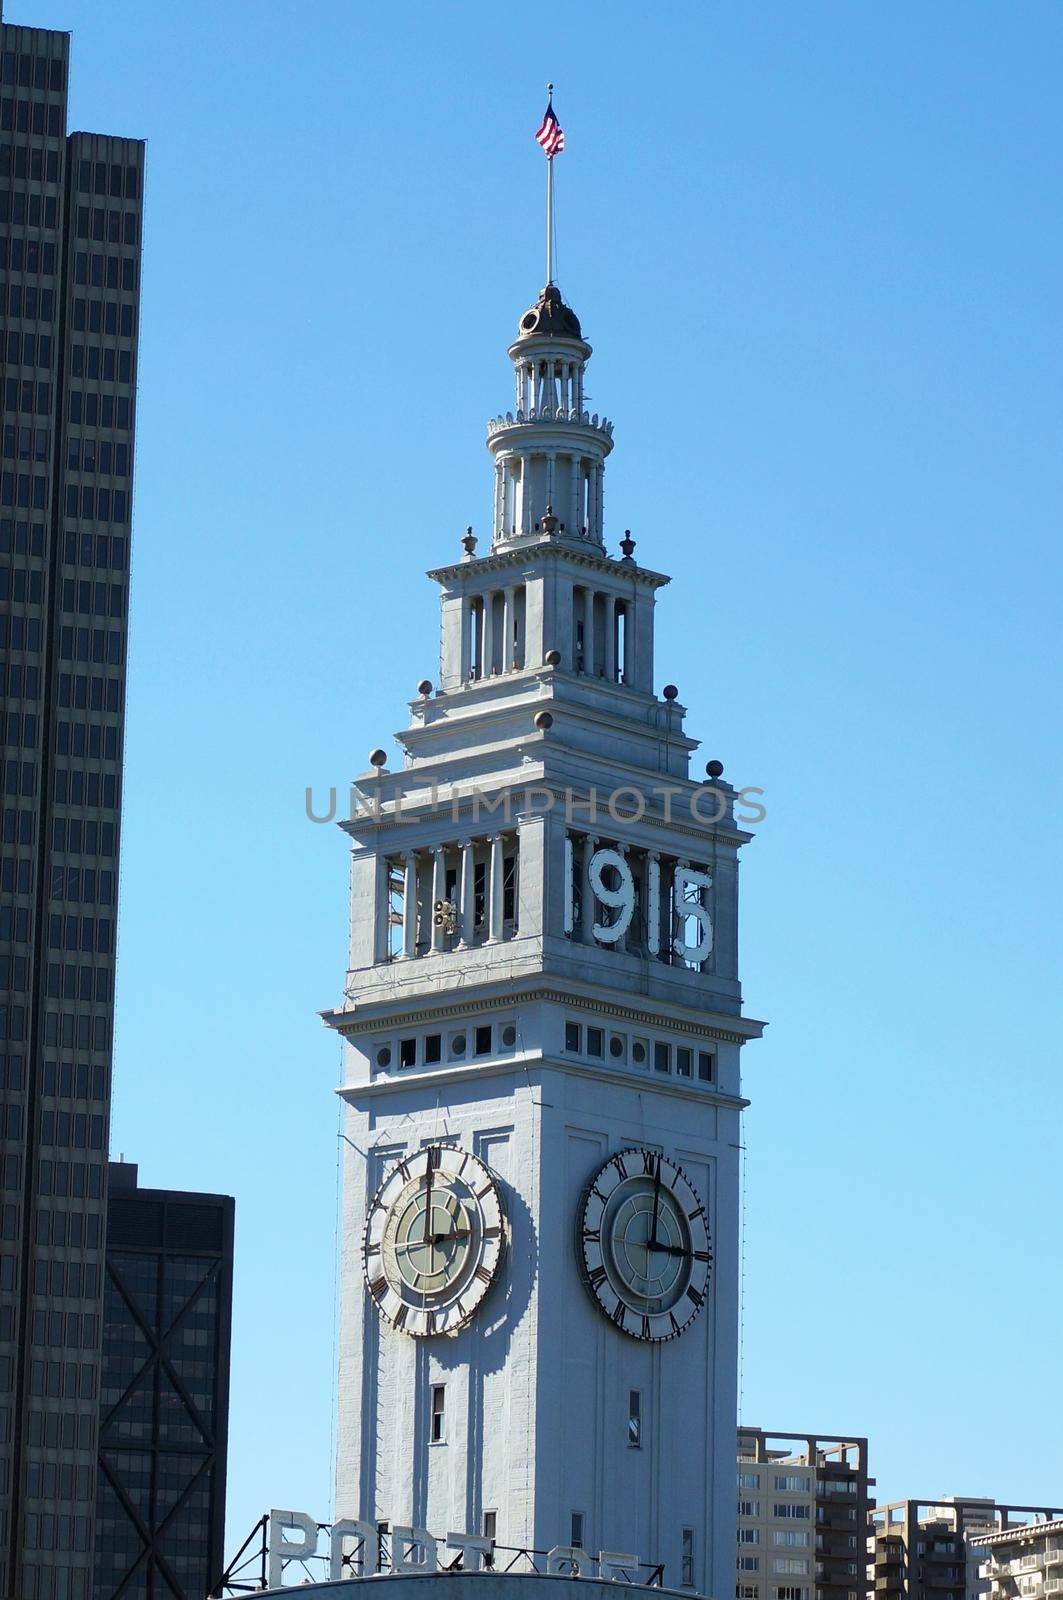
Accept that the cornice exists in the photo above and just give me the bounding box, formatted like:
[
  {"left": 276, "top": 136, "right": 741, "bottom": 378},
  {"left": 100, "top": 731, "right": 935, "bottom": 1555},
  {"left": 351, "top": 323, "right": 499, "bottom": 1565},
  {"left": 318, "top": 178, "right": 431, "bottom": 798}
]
[
  {"left": 427, "top": 545, "right": 669, "bottom": 588},
  {"left": 322, "top": 983, "right": 763, "bottom": 1045}
]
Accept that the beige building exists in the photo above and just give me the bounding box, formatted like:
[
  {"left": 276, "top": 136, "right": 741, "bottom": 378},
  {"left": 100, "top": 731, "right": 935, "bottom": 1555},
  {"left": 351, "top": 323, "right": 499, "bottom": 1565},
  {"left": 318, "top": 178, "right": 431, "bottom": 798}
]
[
  {"left": 738, "top": 1430, "right": 874, "bottom": 1600},
  {"left": 972, "top": 1518, "right": 1063, "bottom": 1600}
]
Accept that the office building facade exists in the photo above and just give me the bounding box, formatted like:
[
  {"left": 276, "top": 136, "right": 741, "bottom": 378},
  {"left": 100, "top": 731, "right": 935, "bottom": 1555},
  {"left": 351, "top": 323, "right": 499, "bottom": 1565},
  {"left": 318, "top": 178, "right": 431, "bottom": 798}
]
[
  {"left": 0, "top": 5, "right": 143, "bottom": 1594},
  {"left": 872, "top": 1501, "right": 1063, "bottom": 1600},
  {"left": 93, "top": 1163, "right": 235, "bottom": 1600}
]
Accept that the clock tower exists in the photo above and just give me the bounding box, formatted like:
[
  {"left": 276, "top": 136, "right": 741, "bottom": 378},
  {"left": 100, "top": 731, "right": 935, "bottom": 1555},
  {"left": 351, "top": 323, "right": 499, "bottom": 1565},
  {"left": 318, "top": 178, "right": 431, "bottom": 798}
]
[{"left": 323, "top": 275, "right": 764, "bottom": 1600}]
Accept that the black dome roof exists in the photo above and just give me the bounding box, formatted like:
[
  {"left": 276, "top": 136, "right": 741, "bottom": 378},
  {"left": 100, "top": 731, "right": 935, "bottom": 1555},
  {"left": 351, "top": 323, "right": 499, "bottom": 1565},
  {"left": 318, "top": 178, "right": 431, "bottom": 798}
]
[{"left": 517, "top": 283, "right": 583, "bottom": 340}]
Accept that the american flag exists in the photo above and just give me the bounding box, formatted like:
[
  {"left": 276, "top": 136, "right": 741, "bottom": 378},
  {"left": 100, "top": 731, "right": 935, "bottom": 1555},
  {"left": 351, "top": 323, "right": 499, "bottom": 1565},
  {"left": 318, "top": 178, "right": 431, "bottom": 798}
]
[{"left": 535, "top": 100, "right": 565, "bottom": 157}]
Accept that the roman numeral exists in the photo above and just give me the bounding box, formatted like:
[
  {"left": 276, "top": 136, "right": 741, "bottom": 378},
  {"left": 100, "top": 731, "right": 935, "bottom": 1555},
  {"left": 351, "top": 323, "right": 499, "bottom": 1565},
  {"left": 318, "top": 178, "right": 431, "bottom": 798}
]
[
  {"left": 641, "top": 1315, "right": 651, "bottom": 1340},
  {"left": 483, "top": 1225, "right": 501, "bottom": 1238},
  {"left": 365, "top": 1242, "right": 380, "bottom": 1256},
  {"left": 642, "top": 1151, "right": 659, "bottom": 1176},
  {"left": 687, "top": 1204, "right": 706, "bottom": 1221},
  {"left": 475, "top": 1184, "right": 493, "bottom": 1199},
  {"left": 583, "top": 1228, "right": 600, "bottom": 1244},
  {"left": 393, "top": 1304, "right": 408, "bottom": 1330},
  {"left": 693, "top": 1249, "right": 711, "bottom": 1262},
  {"left": 610, "top": 1301, "right": 627, "bottom": 1328},
  {"left": 686, "top": 1285, "right": 704, "bottom": 1308},
  {"left": 457, "top": 1154, "right": 469, "bottom": 1176},
  {"left": 588, "top": 1266, "right": 607, "bottom": 1289},
  {"left": 591, "top": 1186, "right": 608, "bottom": 1203},
  {"left": 669, "top": 1312, "right": 681, "bottom": 1335},
  {"left": 474, "top": 1264, "right": 493, "bottom": 1285},
  {"left": 396, "top": 1160, "right": 411, "bottom": 1182},
  {"left": 425, "top": 1311, "right": 436, "bottom": 1335},
  {"left": 369, "top": 1277, "right": 387, "bottom": 1300}
]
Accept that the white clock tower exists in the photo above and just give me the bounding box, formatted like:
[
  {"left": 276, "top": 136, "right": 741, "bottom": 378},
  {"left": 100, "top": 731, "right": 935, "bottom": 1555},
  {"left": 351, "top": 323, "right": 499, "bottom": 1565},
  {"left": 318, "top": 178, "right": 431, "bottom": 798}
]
[{"left": 324, "top": 275, "right": 764, "bottom": 1600}]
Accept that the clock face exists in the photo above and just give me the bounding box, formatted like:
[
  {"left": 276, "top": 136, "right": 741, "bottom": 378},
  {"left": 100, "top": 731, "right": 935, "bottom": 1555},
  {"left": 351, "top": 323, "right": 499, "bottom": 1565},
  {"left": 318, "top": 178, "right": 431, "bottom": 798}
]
[
  {"left": 363, "top": 1144, "right": 506, "bottom": 1337},
  {"left": 576, "top": 1148, "right": 712, "bottom": 1342}
]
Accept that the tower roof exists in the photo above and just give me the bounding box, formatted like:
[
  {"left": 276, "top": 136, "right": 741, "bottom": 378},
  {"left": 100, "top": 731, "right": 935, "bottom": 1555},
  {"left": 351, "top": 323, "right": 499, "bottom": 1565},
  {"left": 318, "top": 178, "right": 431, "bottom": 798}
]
[{"left": 517, "top": 282, "right": 582, "bottom": 340}]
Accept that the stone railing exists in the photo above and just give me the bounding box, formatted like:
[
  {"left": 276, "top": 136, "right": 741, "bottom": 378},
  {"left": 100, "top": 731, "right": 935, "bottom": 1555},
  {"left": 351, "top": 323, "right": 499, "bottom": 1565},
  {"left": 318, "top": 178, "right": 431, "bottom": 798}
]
[{"left": 488, "top": 407, "right": 614, "bottom": 435}]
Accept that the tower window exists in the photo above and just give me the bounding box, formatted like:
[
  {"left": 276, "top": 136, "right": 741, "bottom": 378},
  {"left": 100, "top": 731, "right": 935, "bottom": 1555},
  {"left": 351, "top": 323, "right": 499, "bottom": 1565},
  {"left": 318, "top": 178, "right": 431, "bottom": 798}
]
[
  {"left": 682, "top": 1528, "right": 695, "bottom": 1588},
  {"left": 654, "top": 1041, "right": 671, "bottom": 1074},
  {"left": 399, "top": 1037, "right": 417, "bottom": 1069},
  {"left": 586, "top": 1027, "right": 604, "bottom": 1058},
  {"left": 628, "top": 1390, "right": 641, "bottom": 1448},
  {"left": 430, "top": 1385, "right": 446, "bottom": 1443},
  {"left": 676, "top": 1046, "right": 692, "bottom": 1078},
  {"left": 632, "top": 1039, "right": 648, "bottom": 1066},
  {"left": 565, "top": 1021, "right": 581, "bottom": 1053},
  {"left": 570, "top": 1512, "right": 585, "bottom": 1550},
  {"left": 698, "top": 1051, "right": 714, "bottom": 1082},
  {"left": 424, "top": 1034, "right": 442, "bottom": 1065},
  {"left": 474, "top": 1025, "right": 492, "bottom": 1056},
  {"left": 483, "top": 1510, "right": 497, "bottom": 1544}
]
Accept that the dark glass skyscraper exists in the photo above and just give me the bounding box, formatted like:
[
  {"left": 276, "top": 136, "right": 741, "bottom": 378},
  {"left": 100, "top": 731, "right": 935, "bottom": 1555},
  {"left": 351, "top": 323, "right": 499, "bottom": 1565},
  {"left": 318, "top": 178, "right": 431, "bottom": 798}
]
[
  {"left": 0, "top": 5, "right": 143, "bottom": 1595},
  {"left": 94, "top": 1163, "right": 235, "bottom": 1600}
]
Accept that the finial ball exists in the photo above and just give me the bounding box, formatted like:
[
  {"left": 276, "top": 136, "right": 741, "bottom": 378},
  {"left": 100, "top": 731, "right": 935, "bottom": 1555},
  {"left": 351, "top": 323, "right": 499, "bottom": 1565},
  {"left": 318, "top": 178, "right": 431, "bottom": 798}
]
[
  {"left": 706, "top": 759, "right": 725, "bottom": 779},
  {"left": 663, "top": 684, "right": 679, "bottom": 702},
  {"left": 417, "top": 679, "right": 433, "bottom": 697},
  {"left": 544, "top": 649, "right": 561, "bottom": 667},
  {"left": 369, "top": 748, "right": 388, "bottom": 769},
  {"left": 534, "top": 710, "right": 553, "bottom": 732}
]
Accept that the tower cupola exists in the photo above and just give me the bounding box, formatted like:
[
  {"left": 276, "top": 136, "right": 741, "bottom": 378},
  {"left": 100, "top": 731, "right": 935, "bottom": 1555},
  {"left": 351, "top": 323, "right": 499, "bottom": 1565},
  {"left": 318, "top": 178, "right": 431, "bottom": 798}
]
[{"left": 487, "top": 283, "right": 613, "bottom": 550}]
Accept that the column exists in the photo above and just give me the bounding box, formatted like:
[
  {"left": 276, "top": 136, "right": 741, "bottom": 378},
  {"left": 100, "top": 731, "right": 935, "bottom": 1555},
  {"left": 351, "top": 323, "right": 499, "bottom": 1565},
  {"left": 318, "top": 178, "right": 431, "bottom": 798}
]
[
  {"left": 570, "top": 455, "right": 580, "bottom": 535},
  {"left": 503, "top": 586, "right": 516, "bottom": 671},
  {"left": 520, "top": 462, "right": 532, "bottom": 537},
  {"left": 402, "top": 852, "right": 418, "bottom": 958},
  {"left": 480, "top": 591, "right": 491, "bottom": 676},
  {"left": 374, "top": 853, "right": 391, "bottom": 962},
  {"left": 645, "top": 850, "right": 661, "bottom": 956},
  {"left": 622, "top": 599, "right": 635, "bottom": 685},
  {"left": 604, "top": 596, "right": 616, "bottom": 682},
  {"left": 459, "top": 598, "right": 471, "bottom": 683},
  {"left": 581, "top": 586, "right": 593, "bottom": 675},
  {"left": 431, "top": 846, "right": 447, "bottom": 952},
  {"left": 494, "top": 460, "right": 504, "bottom": 540},
  {"left": 488, "top": 834, "right": 505, "bottom": 942},
  {"left": 580, "top": 833, "right": 598, "bottom": 944},
  {"left": 459, "top": 839, "right": 476, "bottom": 946},
  {"left": 546, "top": 451, "right": 556, "bottom": 509},
  {"left": 594, "top": 464, "right": 604, "bottom": 541}
]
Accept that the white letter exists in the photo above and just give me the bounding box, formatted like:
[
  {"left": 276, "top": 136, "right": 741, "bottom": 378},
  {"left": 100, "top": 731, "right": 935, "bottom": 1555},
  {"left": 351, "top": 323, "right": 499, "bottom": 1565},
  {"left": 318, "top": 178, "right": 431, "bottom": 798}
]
[
  {"left": 330, "top": 1517, "right": 378, "bottom": 1579},
  {"left": 392, "top": 1526, "right": 439, "bottom": 1572},
  {"left": 600, "top": 1551, "right": 640, "bottom": 1583},
  {"left": 447, "top": 1532, "right": 492, "bottom": 1571},
  {"left": 646, "top": 853, "right": 660, "bottom": 956},
  {"left": 673, "top": 863, "right": 713, "bottom": 964},
  {"left": 589, "top": 848, "right": 635, "bottom": 943},
  {"left": 268, "top": 1510, "right": 319, "bottom": 1591},
  {"left": 547, "top": 1546, "right": 594, "bottom": 1577},
  {"left": 563, "top": 835, "right": 574, "bottom": 934}
]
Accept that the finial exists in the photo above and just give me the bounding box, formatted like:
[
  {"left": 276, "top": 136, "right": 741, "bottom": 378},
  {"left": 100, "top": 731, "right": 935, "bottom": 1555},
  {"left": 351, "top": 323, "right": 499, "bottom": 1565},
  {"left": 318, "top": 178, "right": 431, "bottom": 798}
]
[
  {"left": 619, "top": 530, "right": 636, "bottom": 561},
  {"left": 541, "top": 504, "right": 558, "bottom": 535},
  {"left": 461, "top": 526, "right": 477, "bottom": 557}
]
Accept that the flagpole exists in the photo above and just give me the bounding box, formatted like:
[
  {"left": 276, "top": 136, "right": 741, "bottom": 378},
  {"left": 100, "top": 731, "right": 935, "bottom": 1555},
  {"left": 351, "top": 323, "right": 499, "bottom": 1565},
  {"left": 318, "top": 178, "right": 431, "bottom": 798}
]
[
  {"left": 545, "top": 82, "right": 554, "bottom": 284},
  {"left": 547, "top": 155, "right": 553, "bottom": 285}
]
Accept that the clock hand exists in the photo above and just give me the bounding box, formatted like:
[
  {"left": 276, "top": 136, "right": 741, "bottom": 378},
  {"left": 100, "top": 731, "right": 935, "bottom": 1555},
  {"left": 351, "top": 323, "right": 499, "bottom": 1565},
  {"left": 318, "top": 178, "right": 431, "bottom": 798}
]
[
  {"left": 430, "top": 1228, "right": 471, "bottom": 1244},
  {"left": 423, "top": 1146, "right": 435, "bottom": 1246},
  {"left": 649, "top": 1154, "right": 662, "bottom": 1249}
]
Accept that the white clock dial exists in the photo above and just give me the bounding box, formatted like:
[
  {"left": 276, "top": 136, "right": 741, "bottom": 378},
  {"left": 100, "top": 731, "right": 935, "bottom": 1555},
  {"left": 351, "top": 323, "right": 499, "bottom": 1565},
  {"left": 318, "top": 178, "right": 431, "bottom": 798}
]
[
  {"left": 576, "top": 1148, "right": 712, "bottom": 1342},
  {"left": 363, "top": 1144, "right": 506, "bottom": 1337}
]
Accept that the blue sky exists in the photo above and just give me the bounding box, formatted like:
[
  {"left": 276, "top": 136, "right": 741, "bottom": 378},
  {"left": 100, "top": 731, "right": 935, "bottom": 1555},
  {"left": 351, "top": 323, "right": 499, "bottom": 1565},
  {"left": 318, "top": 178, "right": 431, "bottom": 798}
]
[{"left": 35, "top": 0, "right": 1063, "bottom": 1553}]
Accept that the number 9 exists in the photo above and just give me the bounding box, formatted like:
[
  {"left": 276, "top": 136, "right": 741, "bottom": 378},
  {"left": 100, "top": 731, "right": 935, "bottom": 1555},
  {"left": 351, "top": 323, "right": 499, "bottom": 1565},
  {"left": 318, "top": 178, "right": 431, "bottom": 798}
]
[{"left": 588, "top": 848, "right": 635, "bottom": 944}]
